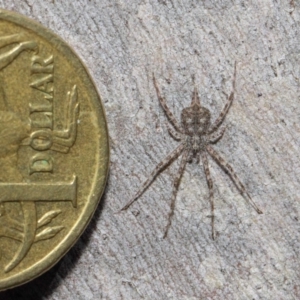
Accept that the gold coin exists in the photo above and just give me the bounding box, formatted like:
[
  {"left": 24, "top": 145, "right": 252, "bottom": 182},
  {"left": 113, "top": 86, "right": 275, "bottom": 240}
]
[{"left": 0, "top": 9, "right": 109, "bottom": 290}]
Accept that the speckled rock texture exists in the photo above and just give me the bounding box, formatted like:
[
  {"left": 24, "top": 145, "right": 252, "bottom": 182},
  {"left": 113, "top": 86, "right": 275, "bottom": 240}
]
[{"left": 0, "top": 1, "right": 299, "bottom": 299}]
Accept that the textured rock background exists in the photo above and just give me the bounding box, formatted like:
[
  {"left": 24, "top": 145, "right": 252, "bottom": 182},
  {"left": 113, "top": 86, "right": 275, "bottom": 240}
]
[{"left": 0, "top": 1, "right": 299, "bottom": 299}]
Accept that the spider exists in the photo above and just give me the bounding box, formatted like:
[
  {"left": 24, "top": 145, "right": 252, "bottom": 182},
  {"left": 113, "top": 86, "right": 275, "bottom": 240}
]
[{"left": 120, "top": 62, "right": 262, "bottom": 239}]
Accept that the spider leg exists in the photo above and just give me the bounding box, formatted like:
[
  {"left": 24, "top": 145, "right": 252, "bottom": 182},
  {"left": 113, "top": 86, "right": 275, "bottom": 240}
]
[
  {"left": 208, "top": 62, "right": 236, "bottom": 134},
  {"left": 166, "top": 122, "right": 182, "bottom": 141},
  {"left": 153, "top": 74, "right": 184, "bottom": 133},
  {"left": 208, "top": 126, "right": 227, "bottom": 144},
  {"left": 201, "top": 151, "right": 216, "bottom": 240},
  {"left": 163, "top": 149, "right": 189, "bottom": 238},
  {"left": 119, "top": 143, "right": 185, "bottom": 211},
  {"left": 206, "top": 145, "right": 263, "bottom": 214}
]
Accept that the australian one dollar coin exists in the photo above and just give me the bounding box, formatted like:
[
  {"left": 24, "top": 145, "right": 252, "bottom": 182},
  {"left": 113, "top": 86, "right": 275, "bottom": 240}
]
[{"left": 0, "top": 10, "right": 109, "bottom": 290}]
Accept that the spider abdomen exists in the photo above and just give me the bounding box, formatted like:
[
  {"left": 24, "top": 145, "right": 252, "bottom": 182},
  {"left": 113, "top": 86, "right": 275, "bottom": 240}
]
[{"left": 185, "top": 135, "right": 207, "bottom": 154}]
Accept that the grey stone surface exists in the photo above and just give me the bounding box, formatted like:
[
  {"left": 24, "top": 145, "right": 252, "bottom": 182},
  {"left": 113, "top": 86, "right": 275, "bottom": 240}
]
[{"left": 0, "top": 0, "right": 299, "bottom": 299}]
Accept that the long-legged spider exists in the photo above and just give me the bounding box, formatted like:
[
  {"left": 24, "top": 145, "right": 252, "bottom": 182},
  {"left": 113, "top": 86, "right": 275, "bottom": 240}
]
[{"left": 120, "top": 63, "right": 262, "bottom": 239}]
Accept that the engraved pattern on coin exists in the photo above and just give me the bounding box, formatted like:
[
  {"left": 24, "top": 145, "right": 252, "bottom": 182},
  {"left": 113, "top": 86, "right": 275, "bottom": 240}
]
[
  {"left": 0, "top": 11, "right": 108, "bottom": 290},
  {"left": 0, "top": 34, "right": 79, "bottom": 272},
  {"left": 120, "top": 63, "right": 262, "bottom": 239}
]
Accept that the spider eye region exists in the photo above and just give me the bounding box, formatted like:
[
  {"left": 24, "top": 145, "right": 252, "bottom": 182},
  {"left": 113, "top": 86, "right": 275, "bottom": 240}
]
[{"left": 181, "top": 106, "right": 211, "bottom": 135}]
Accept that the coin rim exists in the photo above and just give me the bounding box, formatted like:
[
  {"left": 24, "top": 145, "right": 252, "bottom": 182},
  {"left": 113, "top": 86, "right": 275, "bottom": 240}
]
[{"left": 0, "top": 8, "right": 110, "bottom": 291}]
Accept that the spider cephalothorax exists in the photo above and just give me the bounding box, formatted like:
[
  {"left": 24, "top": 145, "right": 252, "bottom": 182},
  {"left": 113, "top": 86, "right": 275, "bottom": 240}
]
[
  {"left": 181, "top": 89, "right": 212, "bottom": 162},
  {"left": 181, "top": 89, "right": 211, "bottom": 136},
  {"left": 120, "top": 63, "right": 262, "bottom": 239}
]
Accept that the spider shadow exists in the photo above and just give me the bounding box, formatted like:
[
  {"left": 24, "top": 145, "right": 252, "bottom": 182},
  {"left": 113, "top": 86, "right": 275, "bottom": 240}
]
[{"left": 0, "top": 178, "right": 110, "bottom": 300}]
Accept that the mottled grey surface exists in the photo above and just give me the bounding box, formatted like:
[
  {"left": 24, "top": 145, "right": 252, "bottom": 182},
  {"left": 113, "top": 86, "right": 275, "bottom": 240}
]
[{"left": 0, "top": 0, "right": 299, "bottom": 299}]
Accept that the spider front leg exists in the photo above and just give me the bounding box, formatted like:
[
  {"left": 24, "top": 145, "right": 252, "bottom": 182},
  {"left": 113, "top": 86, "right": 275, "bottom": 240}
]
[
  {"left": 163, "top": 149, "right": 189, "bottom": 238},
  {"left": 206, "top": 145, "right": 263, "bottom": 214},
  {"left": 201, "top": 151, "right": 216, "bottom": 240},
  {"left": 119, "top": 143, "right": 185, "bottom": 212},
  {"left": 208, "top": 126, "right": 227, "bottom": 144},
  {"left": 166, "top": 122, "right": 182, "bottom": 141},
  {"left": 153, "top": 74, "right": 184, "bottom": 134},
  {"left": 208, "top": 62, "right": 236, "bottom": 134}
]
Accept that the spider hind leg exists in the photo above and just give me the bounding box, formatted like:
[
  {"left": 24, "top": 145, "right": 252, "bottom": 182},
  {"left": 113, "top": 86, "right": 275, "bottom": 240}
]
[
  {"left": 201, "top": 151, "right": 216, "bottom": 240},
  {"left": 120, "top": 143, "right": 185, "bottom": 212},
  {"left": 163, "top": 150, "right": 189, "bottom": 238},
  {"left": 207, "top": 145, "right": 262, "bottom": 214}
]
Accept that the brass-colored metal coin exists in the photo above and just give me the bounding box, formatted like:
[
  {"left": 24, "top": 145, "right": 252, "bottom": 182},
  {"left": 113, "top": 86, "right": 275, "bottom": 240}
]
[{"left": 0, "top": 10, "right": 109, "bottom": 290}]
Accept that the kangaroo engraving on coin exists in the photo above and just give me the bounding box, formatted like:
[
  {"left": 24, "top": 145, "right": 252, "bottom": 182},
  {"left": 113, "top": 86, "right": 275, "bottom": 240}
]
[{"left": 0, "top": 10, "right": 109, "bottom": 290}]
